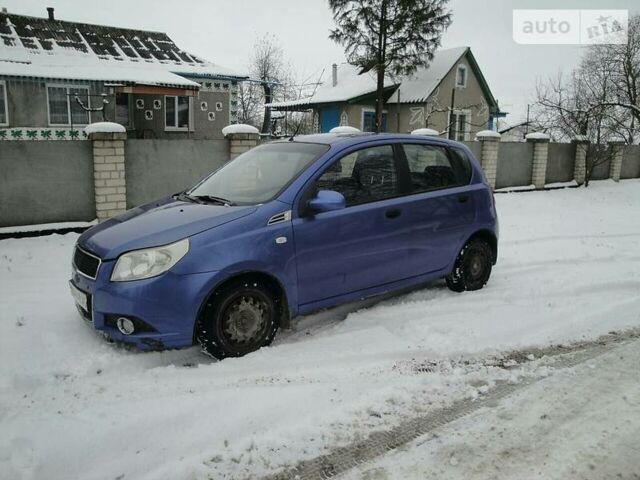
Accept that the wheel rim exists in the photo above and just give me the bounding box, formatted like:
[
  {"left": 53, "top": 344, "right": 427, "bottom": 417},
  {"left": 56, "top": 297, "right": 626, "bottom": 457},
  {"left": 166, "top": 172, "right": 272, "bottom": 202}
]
[
  {"left": 465, "top": 248, "right": 490, "bottom": 284},
  {"left": 220, "top": 294, "right": 271, "bottom": 350}
]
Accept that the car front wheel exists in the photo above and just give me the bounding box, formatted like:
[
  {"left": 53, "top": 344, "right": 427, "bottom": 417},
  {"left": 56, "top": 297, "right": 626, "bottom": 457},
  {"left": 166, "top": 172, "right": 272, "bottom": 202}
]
[
  {"left": 197, "top": 280, "right": 279, "bottom": 359},
  {"left": 446, "top": 238, "right": 493, "bottom": 292}
]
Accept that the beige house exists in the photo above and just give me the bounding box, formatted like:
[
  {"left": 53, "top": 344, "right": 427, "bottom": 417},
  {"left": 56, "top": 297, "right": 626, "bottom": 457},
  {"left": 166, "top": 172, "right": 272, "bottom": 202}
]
[{"left": 268, "top": 47, "right": 504, "bottom": 140}]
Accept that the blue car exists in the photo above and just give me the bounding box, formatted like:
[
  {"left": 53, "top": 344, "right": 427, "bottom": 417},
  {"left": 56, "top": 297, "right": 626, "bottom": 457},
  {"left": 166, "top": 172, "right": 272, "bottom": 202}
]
[{"left": 70, "top": 133, "right": 498, "bottom": 359}]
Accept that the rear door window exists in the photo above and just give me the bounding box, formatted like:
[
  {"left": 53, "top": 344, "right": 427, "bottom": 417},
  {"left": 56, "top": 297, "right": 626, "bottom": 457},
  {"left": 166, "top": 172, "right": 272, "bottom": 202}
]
[
  {"left": 316, "top": 145, "right": 399, "bottom": 206},
  {"left": 402, "top": 143, "right": 470, "bottom": 192}
]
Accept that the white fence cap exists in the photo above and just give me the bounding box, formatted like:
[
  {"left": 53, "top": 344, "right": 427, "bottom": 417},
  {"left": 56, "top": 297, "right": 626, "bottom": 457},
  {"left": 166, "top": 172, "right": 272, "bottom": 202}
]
[
  {"left": 222, "top": 124, "right": 260, "bottom": 136},
  {"left": 525, "top": 132, "right": 550, "bottom": 140},
  {"left": 411, "top": 128, "right": 440, "bottom": 136},
  {"left": 475, "top": 130, "right": 501, "bottom": 140},
  {"left": 84, "top": 122, "right": 125, "bottom": 134},
  {"left": 329, "top": 126, "right": 361, "bottom": 134}
]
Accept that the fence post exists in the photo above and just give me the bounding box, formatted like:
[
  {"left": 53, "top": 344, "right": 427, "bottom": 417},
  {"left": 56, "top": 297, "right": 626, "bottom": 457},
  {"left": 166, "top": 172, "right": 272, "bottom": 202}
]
[
  {"left": 222, "top": 124, "right": 260, "bottom": 160},
  {"left": 608, "top": 139, "right": 625, "bottom": 182},
  {"left": 572, "top": 136, "right": 589, "bottom": 186},
  {"left": 475, "top": 130, "right": 501, "bottom": 189},
  {"left": 88, "top": 126, "right": 127, "bottom": 222},
  {"left": 526, "top": 132, "right": 550, "bottom": 189}
]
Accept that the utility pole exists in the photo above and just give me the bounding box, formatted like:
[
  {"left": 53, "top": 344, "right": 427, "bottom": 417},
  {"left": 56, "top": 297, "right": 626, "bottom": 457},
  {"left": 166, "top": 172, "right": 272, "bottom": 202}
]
[
  {"left": 396, "top": 87, "right": 401, "bottom": 133},
  {"left": 448, "top": 88, "right": 456, "bottom": 140}
]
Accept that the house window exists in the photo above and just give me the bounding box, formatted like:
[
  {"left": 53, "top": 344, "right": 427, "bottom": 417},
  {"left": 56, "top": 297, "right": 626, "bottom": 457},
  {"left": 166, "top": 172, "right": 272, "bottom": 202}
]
[
  {"left": 362, "top": 109, "right": 387, "bottom": 132},
  {"left": 115, "top": 93, "right": 130, "bottom": 127},
  {"left": 448, "top": 110, "right": 470, "bottom": 141},
  {"left": 47, "top": 85, "right": 90, "bottom": 126},
  {"left": 165, "top": 95, "right": 191, "bottom": 130},
  {"left": 456, "top": 65, "right": 467, "bottom": 88}
]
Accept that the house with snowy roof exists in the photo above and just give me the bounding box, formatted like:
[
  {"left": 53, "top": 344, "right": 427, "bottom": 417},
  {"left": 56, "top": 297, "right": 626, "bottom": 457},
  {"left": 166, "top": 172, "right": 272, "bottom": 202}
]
[
  {"left": 0, "top": 7, "right": 247, "bottom": 140},
  {"left": 268, "top": 47, "right": 505, "bottom": 140}
]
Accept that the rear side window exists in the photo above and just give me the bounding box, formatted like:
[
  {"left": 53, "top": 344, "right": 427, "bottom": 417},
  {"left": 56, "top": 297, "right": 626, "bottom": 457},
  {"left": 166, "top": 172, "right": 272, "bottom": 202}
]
[
  {"left": 317, "top": 145, "right": 398, "bottom": 206},
  {"left": 451, "top": 147, "right": 473, "bottom": 184},
  {"left": 402, "top": 144, "right": 470, "bottom": 192}
]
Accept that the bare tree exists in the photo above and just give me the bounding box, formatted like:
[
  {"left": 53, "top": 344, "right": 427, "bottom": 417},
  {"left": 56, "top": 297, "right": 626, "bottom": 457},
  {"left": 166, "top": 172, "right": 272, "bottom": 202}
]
[
  {"left": 588, "top": 15, "right": 640, "bottom": 142},
  {"left": 238, "top": 34, "right": 315, "bottom": 136},
  {"left": 534, "top": 69, "right": 619, "bottom": 186},
  {"left": 533, "top": 18, "right": 640, "bottom": 186},
  {"left": 251, "top": 34, "right": 285, "bottom": 135},
  {"left": 236, "top": 81, "right": 262, "bottom": 127}
]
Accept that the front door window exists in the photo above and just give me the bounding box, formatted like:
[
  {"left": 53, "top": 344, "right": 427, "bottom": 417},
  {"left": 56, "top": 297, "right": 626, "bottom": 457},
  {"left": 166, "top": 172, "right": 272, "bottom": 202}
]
[{"left": 316, "top": 145, "right": 398, "bottom": 205}]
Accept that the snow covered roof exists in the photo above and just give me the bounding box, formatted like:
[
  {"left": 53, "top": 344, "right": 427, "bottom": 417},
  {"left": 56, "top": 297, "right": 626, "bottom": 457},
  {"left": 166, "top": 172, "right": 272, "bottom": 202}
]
[
  {"left": 386, "top": 46, "right": 467, "bottom": 104},
  {"left": 0, "top": 11, "right": 247, "bottom": 88},
  {"left": 267, "top": 63, "right": 398, "bottom": 109},
  {"left": 268, "top": 47, "right": 498, "bottom": 111}
]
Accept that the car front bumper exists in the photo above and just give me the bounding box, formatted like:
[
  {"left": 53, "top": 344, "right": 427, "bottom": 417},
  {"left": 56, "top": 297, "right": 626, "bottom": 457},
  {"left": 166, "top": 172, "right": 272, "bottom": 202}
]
[{"left": 70, "top": 257, "right": 219, "bottom": 350}]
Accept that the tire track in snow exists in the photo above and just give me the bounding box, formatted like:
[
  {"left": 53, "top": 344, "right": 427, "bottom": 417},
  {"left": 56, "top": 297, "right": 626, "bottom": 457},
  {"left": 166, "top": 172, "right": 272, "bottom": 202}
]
[{"left": 262, "top": 330, "right": 640, "bottom": 480}]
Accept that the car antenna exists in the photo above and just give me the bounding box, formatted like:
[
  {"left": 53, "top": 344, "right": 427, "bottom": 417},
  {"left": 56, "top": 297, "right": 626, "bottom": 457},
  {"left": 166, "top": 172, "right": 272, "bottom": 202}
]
[{"left": 288, "top": 121, "right": 302, "bottom": 141}]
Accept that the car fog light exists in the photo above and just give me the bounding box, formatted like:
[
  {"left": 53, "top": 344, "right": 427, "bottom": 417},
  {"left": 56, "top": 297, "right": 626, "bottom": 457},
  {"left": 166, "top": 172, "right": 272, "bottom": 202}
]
[{"left": 116, "top": 317, "right": 135, "bottom": 335}]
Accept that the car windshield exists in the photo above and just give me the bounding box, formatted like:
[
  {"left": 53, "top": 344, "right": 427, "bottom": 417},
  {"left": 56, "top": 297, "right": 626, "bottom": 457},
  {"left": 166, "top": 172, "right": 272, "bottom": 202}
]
[{"left": 188, "top": 142, "right": 329, "bottom": 205}]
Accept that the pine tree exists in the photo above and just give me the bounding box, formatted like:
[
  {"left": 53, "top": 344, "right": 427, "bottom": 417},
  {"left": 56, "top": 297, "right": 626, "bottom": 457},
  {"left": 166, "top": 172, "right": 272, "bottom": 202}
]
[{"left": 328, "top": 0, "right": 452, "bottom": 132}]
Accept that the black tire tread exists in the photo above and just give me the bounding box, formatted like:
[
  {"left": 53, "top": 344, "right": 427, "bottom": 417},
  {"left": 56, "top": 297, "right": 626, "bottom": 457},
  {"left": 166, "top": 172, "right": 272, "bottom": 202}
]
[
  {"left": 196, "top": 279, "right": 280, "bottom": 359},
  {"left": 446, "top": 238, "right": 493, "bottom": 292}
]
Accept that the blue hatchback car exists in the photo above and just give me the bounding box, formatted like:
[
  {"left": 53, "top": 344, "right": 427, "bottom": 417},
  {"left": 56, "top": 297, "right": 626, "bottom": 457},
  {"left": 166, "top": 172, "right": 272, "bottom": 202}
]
[{"left": 70, "top": 133, "right": 498, "bottom": 359}]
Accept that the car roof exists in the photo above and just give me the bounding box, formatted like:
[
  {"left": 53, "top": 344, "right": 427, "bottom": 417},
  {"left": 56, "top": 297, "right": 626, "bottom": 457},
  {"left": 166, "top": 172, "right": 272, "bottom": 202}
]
[{"left": 272, "top": 132, "right": 468, "bottom": 149}]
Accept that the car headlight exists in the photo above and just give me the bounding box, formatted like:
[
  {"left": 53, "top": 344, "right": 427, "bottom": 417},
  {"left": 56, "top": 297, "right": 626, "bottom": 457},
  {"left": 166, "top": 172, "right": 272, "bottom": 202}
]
[{"left": 110, "top": 238, "right": 189, "bottom": 282}]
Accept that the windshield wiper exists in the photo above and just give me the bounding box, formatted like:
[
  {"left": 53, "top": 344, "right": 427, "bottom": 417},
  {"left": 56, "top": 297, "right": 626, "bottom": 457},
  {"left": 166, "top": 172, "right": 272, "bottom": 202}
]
[
  {"left": 192, "top": 195, "right": 236, "bottom": 206},
  {"left": 173, "top": 191, "right": 199, "bottom": 203}
]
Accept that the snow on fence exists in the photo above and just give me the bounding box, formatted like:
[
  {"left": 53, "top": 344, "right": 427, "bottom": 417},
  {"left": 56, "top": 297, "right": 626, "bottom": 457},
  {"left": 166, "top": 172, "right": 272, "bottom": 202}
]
[{"left": 1, "top": 131, "right": 640, "bottom": 228}]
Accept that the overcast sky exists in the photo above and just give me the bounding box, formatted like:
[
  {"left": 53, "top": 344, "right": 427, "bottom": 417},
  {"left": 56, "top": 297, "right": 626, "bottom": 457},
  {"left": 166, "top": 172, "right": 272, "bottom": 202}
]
[{"left": 5, "top": 0, "right": 640, "bottom": 124}]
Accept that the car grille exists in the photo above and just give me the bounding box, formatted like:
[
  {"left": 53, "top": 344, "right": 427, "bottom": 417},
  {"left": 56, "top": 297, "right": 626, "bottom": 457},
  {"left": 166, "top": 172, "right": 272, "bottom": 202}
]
[{"left": 73, "top": 246, "right": 101, "bottom": 279}]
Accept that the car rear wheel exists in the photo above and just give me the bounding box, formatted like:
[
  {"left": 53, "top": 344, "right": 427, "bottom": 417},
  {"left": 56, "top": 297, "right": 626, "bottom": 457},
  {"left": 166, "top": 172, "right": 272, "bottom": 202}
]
[
  {"left": 446, "top": 238, "right": 493, "bottom": 292},
  {"left": 197, "top": 280, "right": 279, "bottom": 359}
]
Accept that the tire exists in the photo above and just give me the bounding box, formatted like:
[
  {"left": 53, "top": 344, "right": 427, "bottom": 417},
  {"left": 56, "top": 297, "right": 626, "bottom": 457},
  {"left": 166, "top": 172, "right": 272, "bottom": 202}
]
[
  {"left": 196, "top": 279, "right": 279, "bottom": 359},
  {"left": 446, "top": 238, "right": 493, "bottom": 292}
]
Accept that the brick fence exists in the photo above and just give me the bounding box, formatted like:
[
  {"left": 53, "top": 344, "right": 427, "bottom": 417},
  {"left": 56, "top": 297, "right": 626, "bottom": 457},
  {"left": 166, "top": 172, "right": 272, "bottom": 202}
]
[
  {"left": 1, "top": 126, "right": 640, "bottom": 228},
  {"left": 467, "top": 130, "right": 640, "bottom": 190}
]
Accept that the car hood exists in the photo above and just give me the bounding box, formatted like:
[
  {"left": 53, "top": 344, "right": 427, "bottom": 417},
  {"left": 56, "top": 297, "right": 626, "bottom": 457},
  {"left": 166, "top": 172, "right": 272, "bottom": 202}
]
[{"left": 78, "top": 197, "right": 257, "bottom": 259}]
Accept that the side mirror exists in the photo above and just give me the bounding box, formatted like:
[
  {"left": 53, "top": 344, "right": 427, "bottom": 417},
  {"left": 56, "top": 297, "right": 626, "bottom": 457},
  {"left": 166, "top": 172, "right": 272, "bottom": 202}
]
[{"left": 308, "top": 189, "right": 346, "bottom": 214}]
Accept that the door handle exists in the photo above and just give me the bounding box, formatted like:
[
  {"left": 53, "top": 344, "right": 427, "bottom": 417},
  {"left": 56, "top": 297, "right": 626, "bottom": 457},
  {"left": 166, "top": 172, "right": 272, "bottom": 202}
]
[
  {"left": 458, "top": 194, "right": 470, "bottom": 204},
  {"left": 385, "top": 208, "right": 402, "bottom": 219}
]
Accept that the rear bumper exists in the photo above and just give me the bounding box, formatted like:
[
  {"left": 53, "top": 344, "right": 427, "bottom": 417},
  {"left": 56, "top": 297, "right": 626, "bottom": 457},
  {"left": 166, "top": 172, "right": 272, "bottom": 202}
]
[{"left": 70, "top": 259, "right": 220, "bottom": 350}]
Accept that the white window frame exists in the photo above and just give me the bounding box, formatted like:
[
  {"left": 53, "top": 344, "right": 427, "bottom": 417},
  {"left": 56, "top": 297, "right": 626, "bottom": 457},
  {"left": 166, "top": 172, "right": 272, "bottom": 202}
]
[
  {"left": 164, "top": 95, "right": 193, "bottom": 131},
  {"left": 456, "top": 64, "right": 467, "bottom": 88},
  {"left": 0, "top": 80, "right": 8, "bottom": 126},
  {"left": 46, "top": 83, "right": 91, "bottom": 127},
  {"left": 360, "top": 107, "right": 388, "bottom": 132},
  {"left": 448, "top": 109, "right": 471, "bottom": 141}
]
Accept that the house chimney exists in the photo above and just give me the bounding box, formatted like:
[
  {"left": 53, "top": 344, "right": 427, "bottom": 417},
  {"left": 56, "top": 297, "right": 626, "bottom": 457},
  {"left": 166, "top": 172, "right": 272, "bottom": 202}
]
[
  {"left": 332, "top": 63, "right": 338, "bottom": 87},
  {"left": 46, "top": 7, "right": 54, "bottom": 20}
]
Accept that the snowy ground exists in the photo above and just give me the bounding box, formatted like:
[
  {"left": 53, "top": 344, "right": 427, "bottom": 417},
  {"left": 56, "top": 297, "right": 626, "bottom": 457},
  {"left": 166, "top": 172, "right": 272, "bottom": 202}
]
[
  {"left": 1, "top": 179, "right": 639, "bottom": 480},
  {"left": 345, "top": 337, "right": 640, "bottom": 480}
]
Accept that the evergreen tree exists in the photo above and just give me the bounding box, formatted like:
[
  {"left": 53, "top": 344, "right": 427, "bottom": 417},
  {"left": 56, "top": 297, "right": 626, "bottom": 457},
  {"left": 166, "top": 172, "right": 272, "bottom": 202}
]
[{"left": 328, "top": 0, "right": 452, "bottom": 132}]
